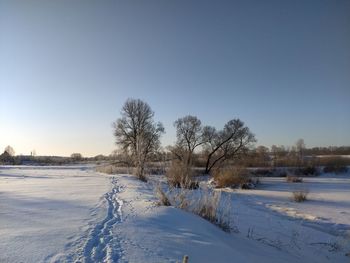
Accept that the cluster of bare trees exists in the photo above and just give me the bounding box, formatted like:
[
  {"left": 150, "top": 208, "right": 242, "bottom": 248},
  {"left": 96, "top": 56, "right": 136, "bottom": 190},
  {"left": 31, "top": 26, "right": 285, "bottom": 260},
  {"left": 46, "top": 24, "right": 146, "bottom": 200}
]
[
  {"left": 169, "top": 115, "right": 256, "bottom": 172},
  {"left": 167, "top": 115, "right": 255, "bottom": 186},
  {"left": 269, "top": 140, "right": 307, "bottom": 167},
  {"left": 113, "top": 99, "right": 255, "bottom": 182}
]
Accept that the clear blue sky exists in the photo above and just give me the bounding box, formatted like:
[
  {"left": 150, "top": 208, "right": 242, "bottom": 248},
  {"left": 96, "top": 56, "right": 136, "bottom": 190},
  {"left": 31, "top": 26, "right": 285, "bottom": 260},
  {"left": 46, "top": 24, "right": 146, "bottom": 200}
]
[{"left": 1, "top": 0, "right": 349, "bottom": 157}]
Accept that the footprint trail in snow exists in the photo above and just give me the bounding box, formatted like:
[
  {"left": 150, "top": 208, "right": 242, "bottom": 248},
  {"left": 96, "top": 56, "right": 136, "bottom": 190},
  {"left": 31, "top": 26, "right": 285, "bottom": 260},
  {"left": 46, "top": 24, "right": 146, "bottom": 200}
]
[{"left": 80, "top": 177, "right": 123, "bottom": 263}]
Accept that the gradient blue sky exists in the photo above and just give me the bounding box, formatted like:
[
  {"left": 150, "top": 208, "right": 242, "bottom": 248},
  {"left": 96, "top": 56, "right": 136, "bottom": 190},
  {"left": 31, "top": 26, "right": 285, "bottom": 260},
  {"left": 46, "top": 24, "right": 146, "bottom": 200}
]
[{"left": 1, "top": 0, "right": 349, "bottom": 157}]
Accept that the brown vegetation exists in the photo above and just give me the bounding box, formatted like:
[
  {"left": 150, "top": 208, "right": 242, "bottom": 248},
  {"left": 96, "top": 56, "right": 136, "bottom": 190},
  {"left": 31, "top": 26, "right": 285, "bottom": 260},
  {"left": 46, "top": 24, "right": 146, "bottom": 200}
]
[
  {"left": 213, "top": 167, "right": 250, "bottom": 188},
  {"left": 155, "top": 186, "right": 171, "bottom": 206},
  {"left": 292, "top": 190, "right": 308, "bottom": 202},
  {"left": 192, "top": 190, "right": 233, "bottom": 232},
  {"left": 166, "top": 161, "right": 198, "bottom": 189},
  {"left": 96, "top": 164, "right": 133, "bottom": 175}
]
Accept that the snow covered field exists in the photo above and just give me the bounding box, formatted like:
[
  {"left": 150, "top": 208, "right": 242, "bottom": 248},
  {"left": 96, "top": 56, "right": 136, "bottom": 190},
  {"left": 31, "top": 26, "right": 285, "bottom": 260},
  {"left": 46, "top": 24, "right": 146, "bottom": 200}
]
[
  {"left": 225, "top": 175, "right": 350, "bottom": 262},
  {"left": 0, "top": 165, "right": 349, "bottom": 263},
  {"left": 0, "top": 165, "right": 111, "bottom": 262}
]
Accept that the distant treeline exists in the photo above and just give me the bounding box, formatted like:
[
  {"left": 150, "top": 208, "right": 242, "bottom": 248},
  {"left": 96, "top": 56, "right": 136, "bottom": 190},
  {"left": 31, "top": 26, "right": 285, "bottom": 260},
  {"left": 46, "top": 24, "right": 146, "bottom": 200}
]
[
  {"left": 1, "top": 146, "right": 350, "bottom": 167},
  {"left": 0, "top": 153, "right": 111, "bottom": 165},
  {"left": 303, "top": 146, "right": 350, "bottom": 155}
]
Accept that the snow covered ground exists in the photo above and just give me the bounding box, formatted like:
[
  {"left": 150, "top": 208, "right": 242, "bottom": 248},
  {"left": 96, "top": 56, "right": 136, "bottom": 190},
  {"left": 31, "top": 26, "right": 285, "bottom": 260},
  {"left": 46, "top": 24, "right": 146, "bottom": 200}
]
[
  {"left": 0, "top": 165, "right": 110, "bottom": 263},
  {"left": 223, "top": 175, "right": 350, "bottom": 262},
  {"left": 0, "top": 165, "right": 349, "bottom": 262}
]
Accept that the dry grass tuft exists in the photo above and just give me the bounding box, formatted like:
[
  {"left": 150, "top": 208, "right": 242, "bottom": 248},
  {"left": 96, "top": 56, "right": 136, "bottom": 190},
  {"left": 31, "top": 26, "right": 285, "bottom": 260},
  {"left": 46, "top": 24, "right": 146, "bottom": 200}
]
[
  {"left": 166, "top": 161, "right": 198, "bottom": 189},
  {"left": 292, "top": 190, "right": 308, "bottom": 202},
  {"left": 194, "top": 190, "right": 220, "bottom": 223},
  {"left": 96, "top": 164, "right": 132, "bottom": 174},
  {"left": 169, "top": 187, "right": 234, "bottom": 232},
  {"left": 155, "top": 186, "right": 172, "bottom": 206},
  {"left": 192, "top": 189, "right": 233, "bottom": 232}
]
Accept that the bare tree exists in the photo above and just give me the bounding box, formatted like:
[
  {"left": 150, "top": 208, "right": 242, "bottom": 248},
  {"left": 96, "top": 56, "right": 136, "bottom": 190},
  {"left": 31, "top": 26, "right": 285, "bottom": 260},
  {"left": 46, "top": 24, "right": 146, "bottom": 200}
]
[
  {"left": 271, "top": 145, "right": 287, "bottom": 166},
  {"left": 4, "top": 145, "right": 15, "bottom": 156},
  {"left": 295, "top": 138, "right": 305, "bottom": 161},
  {"left": 166, "top": 115, "right": 208, "bottom": 187},
  {"left": 254, "top": 145, "right": 270, "bottom": 166},
  {"left": 271, "top": 145, "right": 278, "bottom": 165},
  {"left": 173, "top": 115, "right": 206, "bottom": 166},
  {"left": 203, "top": 119, "right": 256, "bottom": 174},
  {"left": 113, "top": 98, "right": 164, "bottom": 181}
]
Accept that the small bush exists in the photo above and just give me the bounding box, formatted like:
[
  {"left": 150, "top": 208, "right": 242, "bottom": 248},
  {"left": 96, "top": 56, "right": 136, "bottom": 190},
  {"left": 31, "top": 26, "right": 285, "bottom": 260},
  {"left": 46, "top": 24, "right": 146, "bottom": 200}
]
[
  {"left": 166, "top": 161, "right": 187, "bottom": 187},
  {"left": 195, "top": 190, "right": 219, "bottom": 223},
  {"left": 213, "top": 167, "right": 250, "bottom": 188},
  {"left": 323, "top": 165, "right": 348, "bottom": 174},
  {"left": 155, "top": 186, "right": 171, "bottom": 206},
  {"left": 166, "top": 161, "right": 198, "bottom": 189},
  {"left": 168, "top": 187, "right": 235, "bottom": 232},
  {"left": 292, "top": 190, "right": 308, "bottom": 202},
  {"left": 172, "top": 189, "right": 190, "bottom": 209},
  {"left": 286, "top": 176, "right": 303, "bottom": 183},
  {"left": 193, "top": 190, "right": 233, "bottom": 232}
]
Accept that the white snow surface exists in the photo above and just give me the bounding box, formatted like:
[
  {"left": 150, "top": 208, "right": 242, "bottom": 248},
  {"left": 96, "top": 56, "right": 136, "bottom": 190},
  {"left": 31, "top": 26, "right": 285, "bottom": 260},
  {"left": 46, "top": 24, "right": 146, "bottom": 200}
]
[{"left": 0, "top": 165, "right": 349, "bottom": 263}]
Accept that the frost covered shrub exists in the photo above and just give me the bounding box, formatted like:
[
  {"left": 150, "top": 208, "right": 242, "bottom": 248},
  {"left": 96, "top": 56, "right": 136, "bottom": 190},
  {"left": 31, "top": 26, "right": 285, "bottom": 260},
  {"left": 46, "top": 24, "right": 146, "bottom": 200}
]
[
  {"left": 323, "top": 165, "right": 348, "bottom": 174},
  {"left": 286, "top": 176, "right": 303, "bottom": 183},
  {"left": 172, "top": 188, "right": 190, "bottom": 210},
  {"left": 195, "top": 190, "right": 219, "bottom": 223},
  {"left": 166, "top": 161, "right": 187, "bottom": 187},
  {"left": 292, "top": 190, "right": 308, "bottom": 202},
  {"left": 168, "top": 187, "right": 234, "bottom": 232},
  {"left": 213, "top": 167, "right": 250, "bottom": 188},
  {"left": 166, "top": 161, "right": 198, "bottom": 189},
  {"left": 155, "top": 186, "right": 171, "bottom": 206},
  {"left": 193, "top": 190, "right": 233, "bottom": 232}
]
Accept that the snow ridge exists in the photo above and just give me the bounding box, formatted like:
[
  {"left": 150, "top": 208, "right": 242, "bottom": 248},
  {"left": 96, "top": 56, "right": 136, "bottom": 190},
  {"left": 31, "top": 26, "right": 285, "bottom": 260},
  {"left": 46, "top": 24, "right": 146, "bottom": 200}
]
[{"left": 80, "top": 177, "right": 123, "bottom": 263}]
